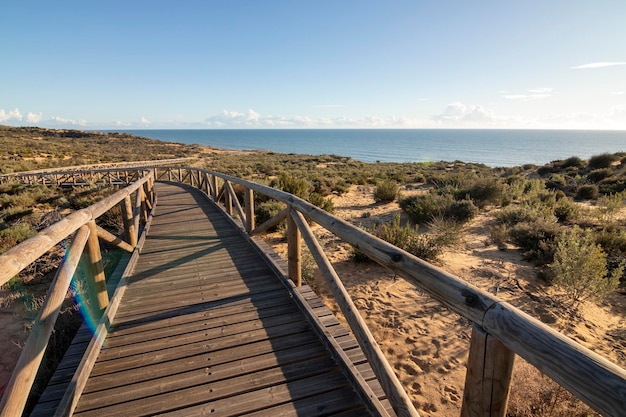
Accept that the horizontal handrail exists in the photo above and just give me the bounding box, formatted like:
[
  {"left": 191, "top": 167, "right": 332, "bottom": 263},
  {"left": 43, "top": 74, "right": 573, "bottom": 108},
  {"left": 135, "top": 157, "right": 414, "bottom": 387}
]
[
  {"left": 0, "top": 158, "right": 192, "bottom": 181},
  {"left": 0, "top": 169, "right": 155, "bottom": 416},
  {"left": 156, "top": 166, "right": 626, "bottom": 417}
]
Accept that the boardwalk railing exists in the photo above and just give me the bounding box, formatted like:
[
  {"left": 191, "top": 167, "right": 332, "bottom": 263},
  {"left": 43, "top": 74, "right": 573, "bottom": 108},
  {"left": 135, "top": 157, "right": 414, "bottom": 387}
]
[
  {"left": 0, "top": 158, "right": 191, "bottom": 186},
  {"left": 154, "top": 166, "right": 626, "bottom": 417},
  {"left": 1, "top": 164, "right": 625, "bottom": 417},
  {"left": 0, "top": 169, "right": 156, "bottom": 417}
]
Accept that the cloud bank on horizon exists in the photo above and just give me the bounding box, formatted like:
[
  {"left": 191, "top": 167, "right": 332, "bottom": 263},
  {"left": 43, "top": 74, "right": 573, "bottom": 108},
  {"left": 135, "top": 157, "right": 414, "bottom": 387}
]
[
  {"left": 3, "top": 102, "right": 625, "bottom": 130},
  {"left": 1, "top": 2, "right": 625, "bottom": 131}
]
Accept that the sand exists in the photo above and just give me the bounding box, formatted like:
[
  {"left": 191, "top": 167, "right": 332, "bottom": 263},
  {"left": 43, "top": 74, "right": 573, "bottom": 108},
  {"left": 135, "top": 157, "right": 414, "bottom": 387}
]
[
  {"left": 1, "top": 182, "right": 624, "bottom": 415},
  {"left": 265, "top": 183, "right": 625, "bottom": 416}
]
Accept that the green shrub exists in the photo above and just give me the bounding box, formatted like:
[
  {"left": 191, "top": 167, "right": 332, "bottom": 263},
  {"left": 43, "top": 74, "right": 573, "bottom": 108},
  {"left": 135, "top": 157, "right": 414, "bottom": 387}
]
[
  {"left": 400, "top": 193, "right": 477, "bottom": 225},
  {"left": 374, "top": 180, "right": 399, "bottom": 203},
  {"left": 559, "top": 156, "right": 585, "bottom": 169},
  {"left": 489, "top": 223, "right": 509, "bottom": 250},
  {"left": 510, "top": 219, "right": 561, "bottom": 264},
  {"left": 0, "top": 223, "right": 36, "bottom": 253},
  {"left": 400, "top": 194, "right": 450, "bottom": 224},
  {"left": 308, "top": 192, "right": 335, "bottom": 213},
  {"left": 446, "top": 199, "right": 479, "bottom": 222},
  {"left": 255, "top": 201, "right": 285, "bottom": 228},
  {"left": 575, "top": 184, "right": 599, "bottom": 200},
  {"left": 553, "top": 198, "right": 579, "bottom": 223},
  {"left": 455, "top": 178, "right": 503, "bottom": 208},
  {"left": 588, "top": 153, "right": 618, "bottom": 169},
  {"left": 550, "top": 226, "right": 622, "bottom": 301},
  {"left": 370, "top": 215, "right": 444, "bottom": 261},
  {"left": 277, "top": 174, "right": 310, "bottom": 199},
  {"left": 587, "top": 168, "right": 612, "bottom": 183}
]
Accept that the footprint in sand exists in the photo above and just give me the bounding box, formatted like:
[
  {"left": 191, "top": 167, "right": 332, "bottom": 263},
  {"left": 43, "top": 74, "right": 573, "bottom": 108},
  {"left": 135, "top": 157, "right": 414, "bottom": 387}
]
[{"left": 444, "top": 385, "right": 461, "bottom": 403}]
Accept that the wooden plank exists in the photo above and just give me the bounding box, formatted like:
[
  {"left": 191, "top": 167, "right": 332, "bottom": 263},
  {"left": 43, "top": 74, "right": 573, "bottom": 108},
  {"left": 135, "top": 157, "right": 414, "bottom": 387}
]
[
  {"left": 77, "top": 344, "right": 333, "bottom": 413},
  {"left": 83, "top": 333, "right": 324, "bottom": 392}
]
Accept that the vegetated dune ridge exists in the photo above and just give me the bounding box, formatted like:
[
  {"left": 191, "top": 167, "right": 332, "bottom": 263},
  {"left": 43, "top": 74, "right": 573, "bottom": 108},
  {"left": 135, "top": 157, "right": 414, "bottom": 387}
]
[{"left": 0, "top": 125, "right": 624, "bottom": 416}]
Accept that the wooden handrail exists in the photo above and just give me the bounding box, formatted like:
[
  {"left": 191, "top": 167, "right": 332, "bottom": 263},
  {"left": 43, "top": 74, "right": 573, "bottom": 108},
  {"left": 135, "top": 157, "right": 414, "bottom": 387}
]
[
  {"left": 156, "top": 166, "right": 626, "bottom": 417},
  {"left": 0, "top": 170, "right": 155, "bottom": 417},
  {"left": 0, "top": 172, "right": 152, "bottom": 287},
  {"left": 0, "top": 226, "right": 90, "bottom": 417}
]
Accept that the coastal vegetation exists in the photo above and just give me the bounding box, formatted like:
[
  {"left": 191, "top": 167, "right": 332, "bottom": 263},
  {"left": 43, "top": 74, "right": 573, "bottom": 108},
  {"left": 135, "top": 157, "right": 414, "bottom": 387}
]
[{"left": 1, "top": 125, "right": 625, "bottom": 416}]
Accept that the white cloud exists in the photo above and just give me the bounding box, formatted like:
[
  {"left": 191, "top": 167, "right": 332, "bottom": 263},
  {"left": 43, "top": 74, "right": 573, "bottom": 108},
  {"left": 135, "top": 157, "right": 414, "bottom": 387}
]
[
  {"left": 48, "top": 116, "right": 87, "bottom": 126},
  {"left": 611, "top": 91, "right": 624, "bottom": 95},
  {"left": 25, "top": 112, "right": 42, "bottom": 123},
  {"left": 432, "top": 102, "right": 497, "bottom": 126},
  {"left": 503, "top": 88, "right": 553, "bottom": 100},
  {"left": 312, "top": 104, "right": 345, "bottom": 108},
  {"left": 140, "top": 116, "right": 151, "bottom": 125},
  {"left": 0, "top": 108, "right": 23, "bottom": 122},
  {"left": 571, "top": 62, "right": 626, "bottom": 69}
]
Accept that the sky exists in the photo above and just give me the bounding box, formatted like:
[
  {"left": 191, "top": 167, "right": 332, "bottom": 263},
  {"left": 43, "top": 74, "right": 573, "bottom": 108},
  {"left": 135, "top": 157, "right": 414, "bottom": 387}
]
[{"left": 1, "top": 0, "right": 625, "bottom": 130}]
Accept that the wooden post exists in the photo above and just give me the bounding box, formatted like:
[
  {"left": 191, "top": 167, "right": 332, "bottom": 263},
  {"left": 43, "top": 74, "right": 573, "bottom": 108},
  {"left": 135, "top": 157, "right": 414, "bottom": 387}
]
[
  {"left": 167, "top": 168, "right": 173, "bottom": 182},
  {"left": 224, "top": 181, "right": 233, "bottom": 215},
  {"left": 133, "top": 187, "right": 143, "bottom": 234},
  {"left": 461, "top": 324, "right": 515, "bottom": 417},
  {"left": 189, "top": 168, "right": 195, "bottom": 187},
  {"left": 177, "top": 167, "right": 182, "bottom": 183},
  {"left": 243, "top": 187, "right": 255, "bottom": 233},
  {"left": 287, "top": 206, "right": 302, "bottom": 286},
  {"left": 120, "top": 195, "right": 137, "bottom": 247},
  {"left": 83, "top": 221, "right": 109, "bottom": 314},
  {"left": 211, "top": 175, "right": 219, "bottom": 200},
  {"left": 203, "top": 172, "right": 210, "bottom": 196}
]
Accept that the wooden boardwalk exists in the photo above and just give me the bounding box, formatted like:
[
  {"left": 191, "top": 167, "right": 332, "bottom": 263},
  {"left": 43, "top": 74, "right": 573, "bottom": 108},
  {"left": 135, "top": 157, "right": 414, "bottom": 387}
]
[{"left": 33, "top": 182, "right": 394, "bottom": 416}]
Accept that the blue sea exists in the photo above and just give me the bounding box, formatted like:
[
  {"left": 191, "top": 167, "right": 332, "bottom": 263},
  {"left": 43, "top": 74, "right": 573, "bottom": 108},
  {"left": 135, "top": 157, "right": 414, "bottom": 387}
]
[{"left": 111, "top": 129, "right": 626, "bottom": 167}]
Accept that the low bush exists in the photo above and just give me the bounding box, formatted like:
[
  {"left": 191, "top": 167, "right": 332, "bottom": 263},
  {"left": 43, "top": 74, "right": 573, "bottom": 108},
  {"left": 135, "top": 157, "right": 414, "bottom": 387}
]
[
  {"left": 373, "top": 180, "right": 399, "bottom": 203},
  {"left": 255, "top": 201, "right": 285, "bottom": 228},
  {"left": 559, "top": 156, "right": 585, "bottom": 169},
  {"left": 455, "top": 178, "right": 502, "bottom": 208},
  {"left": 0, "top": 223, "right": 36, "bottom": 254},
  {"left": 575, "top": 184, "right": 599, "bottom": 200},
  {"left": 587, "top": 168, "right": 613, "bottom": 183},
  {"left": 588, "top": 153, "right": 618, "bottom": 169},
  {"left": 550, "top": 226, "right": 622, "bottom": 301},
  {"left": 370, "top": 215, "right": 444, "bottom": 261},
  {"left": 553, "top": 198, "right": 579, "bottom": 223},
  {"left": 400, "top": 193, "right": 478, "bottom": 224},
  {"left": 276, "top": 174, "right": 310, "bottom": 199},
  {"left": 509, "top": 219, "right": 561, "bottom": 264},
  {"left": 307, "top": 192, "right": 335, "bottom": 213}
]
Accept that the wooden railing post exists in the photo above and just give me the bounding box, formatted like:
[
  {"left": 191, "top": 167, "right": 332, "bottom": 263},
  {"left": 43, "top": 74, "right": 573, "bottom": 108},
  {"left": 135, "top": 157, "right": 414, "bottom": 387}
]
[
  {"left": 167, "top": 168, "right": 173, "bottom": 182},
  {"left": 461, "top": 324, "right": 515, "bottom": 417},
  {"left": 243, "top": 187, "right": 255, "bottom": 233},
  {"left": 287, "top": 206, "right": 302, "bottom": 286},
  {"left": 82, "top": 220, "right": 109, "bottom": 315},
  {"left": 224, "top": 181, "right": 233, "bottom": 215},
  {"left": 120, "top": 195, "right": 137, "bottom": 247},
  {"left": 133, "top": 187, "right": 143, "bottom": 236},
  {"left": 211, "top": 175, "right": 219, "bottom": 200}
]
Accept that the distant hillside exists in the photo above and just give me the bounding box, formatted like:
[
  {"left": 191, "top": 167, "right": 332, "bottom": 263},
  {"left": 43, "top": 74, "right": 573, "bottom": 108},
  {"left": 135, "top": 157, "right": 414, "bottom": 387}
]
[{"left": 0, "top": 125, "right": 206, "bottom": 174}]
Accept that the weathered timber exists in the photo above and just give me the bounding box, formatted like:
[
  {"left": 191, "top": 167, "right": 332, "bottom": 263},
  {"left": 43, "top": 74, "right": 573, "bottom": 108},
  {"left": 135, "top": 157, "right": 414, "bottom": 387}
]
[
  {"left": 290, "top": 209, "right": 419, "bottom": 417},
  {"left": 0, "top": 226, "right": 90, "bottom": 417},
  {"left": 461, "top": 324, "right": 515, "bottom": 417}
]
